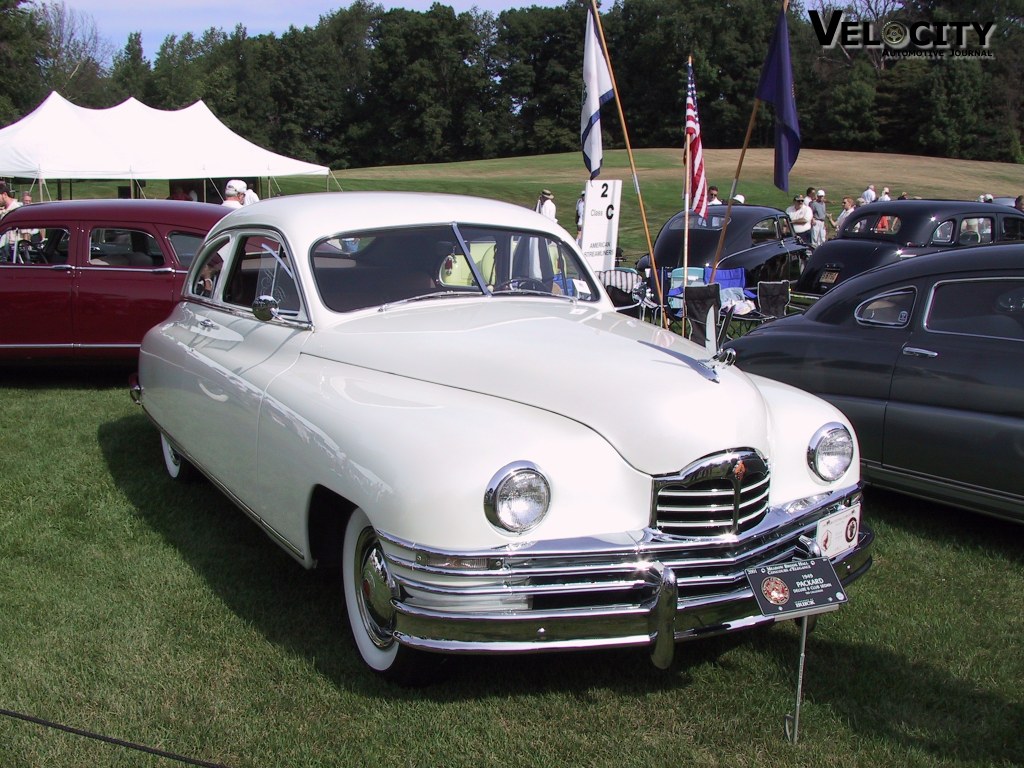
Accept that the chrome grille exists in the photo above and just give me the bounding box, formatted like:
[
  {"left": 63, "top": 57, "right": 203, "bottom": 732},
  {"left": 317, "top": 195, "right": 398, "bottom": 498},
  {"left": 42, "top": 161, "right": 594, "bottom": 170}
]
[{"left": 654, "top": 450, "right": 769, "bottom": 536}]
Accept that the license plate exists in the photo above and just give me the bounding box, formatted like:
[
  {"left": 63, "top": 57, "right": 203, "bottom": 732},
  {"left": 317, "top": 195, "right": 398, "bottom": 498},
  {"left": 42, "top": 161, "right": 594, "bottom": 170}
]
[
  {"left": 816, "top": 504, "right": 861, "bottom": 559},
  {"left": 820, "top": 269, "right": 840, "bottom": 285}
]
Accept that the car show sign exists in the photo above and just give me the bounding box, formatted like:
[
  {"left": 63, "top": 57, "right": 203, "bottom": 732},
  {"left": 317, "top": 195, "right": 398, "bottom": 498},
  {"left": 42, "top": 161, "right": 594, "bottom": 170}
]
[
  {"left": 579, "top": 178, "right": 621, "bottom": 272},
  {"left": 746, "top": 557, "right": 847, "bottom": 620}
]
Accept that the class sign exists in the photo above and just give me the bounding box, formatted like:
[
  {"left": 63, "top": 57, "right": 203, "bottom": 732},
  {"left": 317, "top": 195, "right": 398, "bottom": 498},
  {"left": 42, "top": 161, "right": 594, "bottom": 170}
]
[{"left": 578, "top": 179, "right": 622, "bottom": 272}]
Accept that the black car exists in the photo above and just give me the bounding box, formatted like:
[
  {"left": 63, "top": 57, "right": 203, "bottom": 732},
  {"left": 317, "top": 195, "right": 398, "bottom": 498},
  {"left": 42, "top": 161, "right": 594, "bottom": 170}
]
[
  {"left": 795, "top": 199, "right": 1024, "bottom": 301},
  {"left": 651, "top": 204, "right": 810, "bottom": 290},
  {"left": 726, "top": 243, "right": 1024, "bottom": 523}
]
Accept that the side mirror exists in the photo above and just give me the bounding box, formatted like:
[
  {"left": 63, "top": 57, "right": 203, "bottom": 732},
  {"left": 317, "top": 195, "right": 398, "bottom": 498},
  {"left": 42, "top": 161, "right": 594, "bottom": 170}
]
[{"left": 252, "top": 295, "right": 279, "bottom": 322}]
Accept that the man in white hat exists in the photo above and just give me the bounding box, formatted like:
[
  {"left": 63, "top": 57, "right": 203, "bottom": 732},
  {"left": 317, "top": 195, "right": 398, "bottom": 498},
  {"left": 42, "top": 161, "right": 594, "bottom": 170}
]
[
  {"left": 223, "top": 179, "right": 247, "bottom": 209},
  {"left": 535, "top": 189, "right": 556, "bottom": 222},
  {"left": 810, "top": 189, "right": 828, "bottom": 247}
]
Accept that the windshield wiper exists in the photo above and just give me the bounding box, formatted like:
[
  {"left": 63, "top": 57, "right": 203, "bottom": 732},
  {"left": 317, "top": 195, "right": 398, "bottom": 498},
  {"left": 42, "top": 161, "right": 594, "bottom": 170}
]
[{"left": 378, "top": 290, "right": 479, "bottom": 311}]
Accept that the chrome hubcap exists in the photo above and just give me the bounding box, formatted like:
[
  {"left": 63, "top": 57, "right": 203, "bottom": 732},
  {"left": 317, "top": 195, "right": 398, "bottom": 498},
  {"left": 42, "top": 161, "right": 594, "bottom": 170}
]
[{"left": 356, "top": 531, "right": 396, "bottom": 649}]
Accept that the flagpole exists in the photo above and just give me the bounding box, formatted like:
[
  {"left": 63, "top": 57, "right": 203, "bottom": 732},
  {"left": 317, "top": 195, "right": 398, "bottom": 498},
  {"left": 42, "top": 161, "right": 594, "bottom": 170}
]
[
  {"left": 710, "top": 0, "right": 791, "bottom": 279},
  {"left": 709, "top": 101, "right": 760, "bottom": 278},
  {"left": 682, "top": 55, "right": 693, "bottom": 322},
  {"left": 588, "top": 0, "right": 664, "bottom": 324}
]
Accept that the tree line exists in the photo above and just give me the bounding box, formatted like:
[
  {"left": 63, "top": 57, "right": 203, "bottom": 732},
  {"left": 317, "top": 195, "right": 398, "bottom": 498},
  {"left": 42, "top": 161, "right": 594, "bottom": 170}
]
[{"left": 1, "top": 0, "right": 1021, "bottom": 170}]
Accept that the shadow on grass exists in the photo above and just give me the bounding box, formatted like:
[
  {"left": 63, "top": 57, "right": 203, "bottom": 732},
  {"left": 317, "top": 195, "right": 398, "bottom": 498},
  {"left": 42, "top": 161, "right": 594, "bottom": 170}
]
[
  {"left": 751, "top": 627, "right": 1024, "bottom": 765},
  {"left": 863, "top": 487, "right": 1023, "bottom": 565},
  {"left": 97, "top": 413, "right": 1024, "bottom": 764},
  {"left": 96, "top": 414, "right": 767, "bottom": 696}
]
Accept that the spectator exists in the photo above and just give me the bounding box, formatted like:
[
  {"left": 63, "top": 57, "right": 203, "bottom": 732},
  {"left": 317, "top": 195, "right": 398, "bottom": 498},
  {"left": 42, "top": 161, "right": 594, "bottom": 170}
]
[
  {"left": 810, "top": 190, "right": 828, "bottom": 247},
  {"left": 732, "top": 194, "right": 745, "bottom": 204},
  {"left": 1015, "top": 195, "right": 1024, "bottom": 213},
  {"left": 862, "top": 184, "right": 877, "bottom": 204},
  {"left": 879, "top": 186, "right": 891, "bottom": 202},
  {"left": 785, "top": 195, "right": 813, "bottom": 243},
  {"left": 20, "top": 190, "right": 33, "bottom": 206},
  {"left": 535, "top": 189, "right": 556, "bottom": 222},
  {"left": 804, "top": 186, "right": 815, "bottom": 206},
  {"left": 830, "top": 196, "right": 856, "bottom": 234},
  {"left": 0, "top": 182, "right": 22, "bottom": 219},
  {"left": 707, "top": 185, "right": 722, "bottom": 205},
  {"left": 897, "top": 192, "right": 909, "bottom": 200},
  {"left": 244, "top": 187, "right": 260, "bottom": 205},
  {"left": 575, "top": 189, "right": 585, "bottom": 240},
  {"left": 222, "top": 179, "right": 247, "bottom": 209}
]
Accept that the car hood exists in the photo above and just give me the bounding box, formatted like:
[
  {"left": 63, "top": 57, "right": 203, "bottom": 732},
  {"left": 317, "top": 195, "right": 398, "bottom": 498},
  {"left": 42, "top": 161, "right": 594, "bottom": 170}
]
[{"left": 301, "top": 300, "right": 769, "bottom": 475}]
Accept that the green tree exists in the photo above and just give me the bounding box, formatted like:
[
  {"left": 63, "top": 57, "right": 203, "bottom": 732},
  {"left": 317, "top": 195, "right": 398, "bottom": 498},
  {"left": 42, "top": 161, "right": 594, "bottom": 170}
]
[
  {"left": 0, "top": 0, "right": 48, "bottom": 122},
  {"left": 109, "top": 32, "right": 152, "bottom": 103},
  {"left": 150, "top": 29, "right": 226, "bottom": 109},
  {"left": 34, "top": 0, "right": 111, "bottom": 106},
  {"left": 492, "top": 4, "right": 584, "bottom": 158}
]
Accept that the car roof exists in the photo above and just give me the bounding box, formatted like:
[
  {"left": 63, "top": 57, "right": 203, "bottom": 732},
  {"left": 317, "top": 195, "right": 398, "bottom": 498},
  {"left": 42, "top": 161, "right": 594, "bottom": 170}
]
[
  {"left": 808, "top": 241, "right": 1024, "bottom": 315},
  {"left": 680, "top": 204, "right": 787, "bottom": 225},
  {"left": 3, "top": 199, "right": 229, "bottom": 228},
  {"left": 845, "top": 199, "right": 1015, "bottom": 218},
  {"left": 210, "top": 192, "right": 570, "bottom": 243}
]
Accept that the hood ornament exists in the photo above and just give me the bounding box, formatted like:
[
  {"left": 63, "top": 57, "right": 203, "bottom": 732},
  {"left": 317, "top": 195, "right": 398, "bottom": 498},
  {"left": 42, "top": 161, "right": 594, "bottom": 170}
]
[
  {"left": 637, "top": 304, "right": 736, "bottom": 383},
  {"left": 699, "top": 305, "right": 736, "bottom": 377}
]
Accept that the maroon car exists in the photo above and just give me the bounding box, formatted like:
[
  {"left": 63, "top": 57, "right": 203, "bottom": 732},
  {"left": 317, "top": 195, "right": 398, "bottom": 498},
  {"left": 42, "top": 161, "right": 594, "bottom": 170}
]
[{"left": 0, "top": 199, "right": 228, "bottom": 360}]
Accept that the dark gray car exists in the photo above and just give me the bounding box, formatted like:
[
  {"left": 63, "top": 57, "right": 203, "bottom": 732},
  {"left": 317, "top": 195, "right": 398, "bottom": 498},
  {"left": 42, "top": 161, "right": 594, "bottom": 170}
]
[
  {"left": 795, "top": 199, "right": 1024, "bottom": 302},
  {"left": 728, "top": 243, "right": 1024, "bottom": 524}
]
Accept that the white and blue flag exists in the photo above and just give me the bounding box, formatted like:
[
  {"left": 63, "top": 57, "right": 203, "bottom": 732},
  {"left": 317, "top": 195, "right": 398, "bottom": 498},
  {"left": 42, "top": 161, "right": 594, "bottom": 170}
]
[{"left": 580, "top": 7, "right": 614, "bottom": 179}]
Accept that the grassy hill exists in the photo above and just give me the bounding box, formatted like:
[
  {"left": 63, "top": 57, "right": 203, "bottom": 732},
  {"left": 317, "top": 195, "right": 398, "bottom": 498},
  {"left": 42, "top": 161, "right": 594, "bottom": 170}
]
[{"left": 318, "top": 147, "right": 1024, "bottom": 260}]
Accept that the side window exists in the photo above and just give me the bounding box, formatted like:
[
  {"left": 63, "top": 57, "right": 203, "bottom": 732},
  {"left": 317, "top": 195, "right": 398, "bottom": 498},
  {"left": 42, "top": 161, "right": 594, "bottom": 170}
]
[
  {"left": 777, "top": 216, "right": 793, "bottom": 238},
  {"left": 222, "top": 234, "right": 302, "bottom": 318},
  {"left": 189, "top": 237, "right": 232, "bottom": 299},
  {"left": 958, "top": 217, "right": 993, "bottom": 245},
  {"left": 168, "top": 231, "right": 206, "bottom": 268},
  {"left": 855, "top": 288, "right": 915, "bottom": 327},
  {"left": 926, "top": 278, "right": 1024, "bottom": 341},
  {"left": 999, "top": 216, "right": 1024, "bottom": 242},
  {"left": 0, "top": 223, "right": 65, "bottom": 265},
  {"left": 88, "top": 227, "right": 164, "bottom": 267}
]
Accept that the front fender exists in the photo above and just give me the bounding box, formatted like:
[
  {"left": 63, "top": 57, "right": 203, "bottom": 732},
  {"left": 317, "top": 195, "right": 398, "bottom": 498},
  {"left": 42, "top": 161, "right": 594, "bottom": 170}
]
[{"left": 255, "top": 355, "right": 653, "bottom": 555}]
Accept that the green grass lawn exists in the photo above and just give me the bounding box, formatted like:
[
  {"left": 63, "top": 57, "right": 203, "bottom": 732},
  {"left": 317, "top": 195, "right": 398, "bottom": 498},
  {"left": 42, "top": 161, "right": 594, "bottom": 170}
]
[
  {"left": 5, "top": 150, "right": 1024, "bottom": 765},
  {"left": 1, "top": 367, "right": 1022, "bottom": 767}
]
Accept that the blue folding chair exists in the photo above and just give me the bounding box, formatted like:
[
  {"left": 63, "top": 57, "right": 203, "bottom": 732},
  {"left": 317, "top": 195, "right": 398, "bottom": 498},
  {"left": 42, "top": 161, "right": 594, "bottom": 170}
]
[{"left": 702, "top": 267, "right": 755, "bottom": 299}]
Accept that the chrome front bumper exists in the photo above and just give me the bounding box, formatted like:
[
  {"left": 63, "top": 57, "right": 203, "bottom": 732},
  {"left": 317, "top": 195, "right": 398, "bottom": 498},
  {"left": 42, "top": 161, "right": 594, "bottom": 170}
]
[{"left": 381, "top": 490, "right": 872, "bottom": 664}]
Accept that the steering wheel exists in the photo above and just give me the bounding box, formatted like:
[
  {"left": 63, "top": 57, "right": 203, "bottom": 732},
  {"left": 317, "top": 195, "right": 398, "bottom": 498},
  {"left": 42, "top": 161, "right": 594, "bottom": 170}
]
[{"left": 494, "top": 277, "right": 548, "bottom": 293}]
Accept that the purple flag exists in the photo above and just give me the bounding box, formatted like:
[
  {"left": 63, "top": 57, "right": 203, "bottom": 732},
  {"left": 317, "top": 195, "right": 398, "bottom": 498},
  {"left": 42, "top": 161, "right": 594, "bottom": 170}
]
[{"left": 755, "top": 8, "right": 800, "bottom": 192}]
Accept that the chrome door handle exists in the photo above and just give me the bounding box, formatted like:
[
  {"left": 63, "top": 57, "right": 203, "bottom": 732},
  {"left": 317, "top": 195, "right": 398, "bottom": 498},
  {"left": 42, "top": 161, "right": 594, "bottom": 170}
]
[
  {"left": 198, "top": 318, "right": 215, "bottom": 329},
  {"left": 903, "top": 346, "right": 938, "bottom": 358}
]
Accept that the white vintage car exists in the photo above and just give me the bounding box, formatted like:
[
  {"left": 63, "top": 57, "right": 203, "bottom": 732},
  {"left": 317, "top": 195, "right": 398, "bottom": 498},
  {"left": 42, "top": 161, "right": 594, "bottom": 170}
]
[{"left": 131, "top": 192, "right": 873, "bottom": 682}]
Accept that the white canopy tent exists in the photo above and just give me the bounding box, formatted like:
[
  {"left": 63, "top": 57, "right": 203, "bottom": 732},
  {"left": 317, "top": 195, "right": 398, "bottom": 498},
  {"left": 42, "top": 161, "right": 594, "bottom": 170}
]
[{"left": 0, "top": 92, "right": 331, "bottom": 197}]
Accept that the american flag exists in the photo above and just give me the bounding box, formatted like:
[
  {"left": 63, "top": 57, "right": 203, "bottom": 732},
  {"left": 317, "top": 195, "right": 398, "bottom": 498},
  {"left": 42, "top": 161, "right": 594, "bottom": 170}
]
[{"left": 685, "top": 61, "right": 708, "bottom": 219}]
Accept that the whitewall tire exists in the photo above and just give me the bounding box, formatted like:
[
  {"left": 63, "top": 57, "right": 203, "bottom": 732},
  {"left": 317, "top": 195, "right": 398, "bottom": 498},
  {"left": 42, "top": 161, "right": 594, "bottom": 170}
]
[
  {"left": 160, "top": 433, "right": 198, "bottom": 481},
  {"left": 342, "top": 508, "right": 446, "bottom": 684}
]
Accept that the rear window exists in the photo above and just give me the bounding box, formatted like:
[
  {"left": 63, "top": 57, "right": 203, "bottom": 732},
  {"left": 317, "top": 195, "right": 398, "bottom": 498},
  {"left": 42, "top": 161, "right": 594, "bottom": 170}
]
[{"left": 846, "top": 214, "right": 902, "bottom": 238}]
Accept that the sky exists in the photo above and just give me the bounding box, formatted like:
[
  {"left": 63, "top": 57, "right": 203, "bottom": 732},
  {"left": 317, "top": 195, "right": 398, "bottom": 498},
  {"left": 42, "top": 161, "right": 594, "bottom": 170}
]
[{"left": 59, "top": 0, "right": 567, "bottom": 56}]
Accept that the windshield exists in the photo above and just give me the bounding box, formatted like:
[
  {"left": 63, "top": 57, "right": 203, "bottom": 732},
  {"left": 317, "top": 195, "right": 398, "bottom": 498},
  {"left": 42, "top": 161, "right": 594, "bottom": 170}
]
[{"left": 310, "top": 224, "right": 596, "bottom": 313}]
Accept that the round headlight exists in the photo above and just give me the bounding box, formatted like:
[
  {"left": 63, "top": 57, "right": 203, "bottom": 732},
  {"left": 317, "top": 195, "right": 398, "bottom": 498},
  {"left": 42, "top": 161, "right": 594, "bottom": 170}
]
[
  {"left": 807, "top": 423, "right": 854, "bottom": 482},
  {"left": 484, "top": 461, "right": 550, "bottom": 534}
]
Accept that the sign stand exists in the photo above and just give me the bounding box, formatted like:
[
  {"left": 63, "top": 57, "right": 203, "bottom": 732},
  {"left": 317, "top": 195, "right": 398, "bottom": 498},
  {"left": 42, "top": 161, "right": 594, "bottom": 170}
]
[
  {"left": 746, "top": 555, "right": 849, "bottom": 746},
  {"left": 783, "top": 615, "right": 811, "bottom": 744}
]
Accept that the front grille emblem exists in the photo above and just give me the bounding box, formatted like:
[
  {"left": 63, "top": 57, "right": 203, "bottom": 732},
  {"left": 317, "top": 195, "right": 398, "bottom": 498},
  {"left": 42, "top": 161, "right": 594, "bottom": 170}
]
[{"left": 730, "top": 459, "right": 746, "bottom": 534}]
